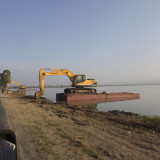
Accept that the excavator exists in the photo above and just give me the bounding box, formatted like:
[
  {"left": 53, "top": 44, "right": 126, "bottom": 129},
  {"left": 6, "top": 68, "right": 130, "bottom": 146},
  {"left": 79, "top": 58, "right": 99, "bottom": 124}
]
[
  {"left": 35, "top": 68, "right": 98, "bottom": 99},
  {"left": 7, "top": 80, "right": 26, "bottom": 93}
]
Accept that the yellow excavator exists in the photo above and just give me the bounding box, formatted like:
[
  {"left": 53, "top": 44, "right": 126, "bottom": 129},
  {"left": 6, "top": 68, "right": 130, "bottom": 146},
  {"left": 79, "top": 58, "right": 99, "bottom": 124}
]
[
  {"left": 35, "top": 68, "right": 98, "bottom": 98},
  {"left": 7, "top": 80, "right": 26, "bottom": 93}
]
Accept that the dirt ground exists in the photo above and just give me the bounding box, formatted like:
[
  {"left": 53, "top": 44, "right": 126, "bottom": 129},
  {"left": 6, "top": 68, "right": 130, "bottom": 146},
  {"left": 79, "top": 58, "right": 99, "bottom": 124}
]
[{"left": 0, "top": 92, "right": 160, "bottom": 160}]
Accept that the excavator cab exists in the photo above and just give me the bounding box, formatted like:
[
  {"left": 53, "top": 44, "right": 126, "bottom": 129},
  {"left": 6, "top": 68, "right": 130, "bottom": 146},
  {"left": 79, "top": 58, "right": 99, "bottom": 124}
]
[
  {"left": 72, "top": 74, "right": 97, "bottom": 88},
  {"left": 19, "top": 85, "right": 26, "bottom": 89},
  {"left": 72, "top": 75, "right": 87, "bottom": 87},
  {"left": 75, "top": 75, "right": 86, "bottom": 83}
]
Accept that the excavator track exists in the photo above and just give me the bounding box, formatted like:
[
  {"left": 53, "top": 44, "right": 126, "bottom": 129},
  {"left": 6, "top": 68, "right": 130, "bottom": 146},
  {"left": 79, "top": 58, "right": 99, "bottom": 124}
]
[{"left": 64, "top": 88, "right": 96, "bottom": 94}]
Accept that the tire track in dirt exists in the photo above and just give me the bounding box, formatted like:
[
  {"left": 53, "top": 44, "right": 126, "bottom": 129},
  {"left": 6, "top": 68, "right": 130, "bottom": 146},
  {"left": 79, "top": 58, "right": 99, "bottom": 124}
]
[{"left": 0, "top": 100, "right": 10, "bottom": 130}]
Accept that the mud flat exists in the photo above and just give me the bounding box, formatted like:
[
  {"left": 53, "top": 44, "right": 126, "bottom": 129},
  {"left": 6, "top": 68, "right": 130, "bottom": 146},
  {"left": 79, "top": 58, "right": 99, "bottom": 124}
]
[{"left": 0, "top": 92, "right": 160, "bottom": 160}]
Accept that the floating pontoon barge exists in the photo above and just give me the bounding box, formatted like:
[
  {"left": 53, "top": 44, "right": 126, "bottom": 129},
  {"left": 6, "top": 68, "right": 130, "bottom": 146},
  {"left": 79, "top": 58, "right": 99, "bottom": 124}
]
[{"left": 56, "top": 92, "right": 140, "bottom": 103}]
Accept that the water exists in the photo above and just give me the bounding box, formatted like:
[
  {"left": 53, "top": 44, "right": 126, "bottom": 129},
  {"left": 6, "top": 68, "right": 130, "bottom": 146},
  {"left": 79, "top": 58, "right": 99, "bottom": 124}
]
[{"left": 26, "top": 85, "right": 160, "bottom": 116}]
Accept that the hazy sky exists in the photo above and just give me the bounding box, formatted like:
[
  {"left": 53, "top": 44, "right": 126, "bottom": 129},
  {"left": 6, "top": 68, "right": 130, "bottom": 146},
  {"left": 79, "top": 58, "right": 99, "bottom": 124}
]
[{"left": 1, "top": 0, "right": 160, "bottom": 86}]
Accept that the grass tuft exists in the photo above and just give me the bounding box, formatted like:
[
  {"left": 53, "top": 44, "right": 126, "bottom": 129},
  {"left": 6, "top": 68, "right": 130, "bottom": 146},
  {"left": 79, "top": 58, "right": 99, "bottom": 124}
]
[
  {"left": 27, "top": 121, "right": 56, "bottom": 155},
  {"left": 138, "top": 114, "right": 160, "bottom": 123}
]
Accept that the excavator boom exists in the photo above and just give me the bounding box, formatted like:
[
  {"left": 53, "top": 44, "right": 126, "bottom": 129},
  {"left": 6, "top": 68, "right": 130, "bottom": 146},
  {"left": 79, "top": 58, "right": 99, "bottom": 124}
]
[{"left": 11, "top": 80, "right": 23, "bottom": 86}]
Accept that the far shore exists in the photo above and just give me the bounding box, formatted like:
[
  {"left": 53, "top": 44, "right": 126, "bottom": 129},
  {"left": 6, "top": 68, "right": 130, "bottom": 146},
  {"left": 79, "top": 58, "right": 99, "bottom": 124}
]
[{"left": 9, "top": 83, "right": 160, "bottom": 89}]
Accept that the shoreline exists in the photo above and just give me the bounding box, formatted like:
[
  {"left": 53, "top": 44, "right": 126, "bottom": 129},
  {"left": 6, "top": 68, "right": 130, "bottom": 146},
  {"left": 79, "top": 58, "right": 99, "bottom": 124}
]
[
  {"left": 9, "top": 83, "right": 160, "bottom": 89},
  {"left": 0, "top": 92, "right": 160, "bottom": 159}
]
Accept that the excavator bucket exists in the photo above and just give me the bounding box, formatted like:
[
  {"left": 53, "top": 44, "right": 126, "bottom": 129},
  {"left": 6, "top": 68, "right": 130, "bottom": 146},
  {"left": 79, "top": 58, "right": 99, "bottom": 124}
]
[{"left": 35, "top": 91, "right": 44, "bottom": 99}]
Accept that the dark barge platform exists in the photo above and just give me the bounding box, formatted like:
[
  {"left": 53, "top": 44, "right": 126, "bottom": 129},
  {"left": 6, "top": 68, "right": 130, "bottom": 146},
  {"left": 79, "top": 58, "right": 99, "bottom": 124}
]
[{"left": 56, "top": 92, "right": 140, "bottom": 103}]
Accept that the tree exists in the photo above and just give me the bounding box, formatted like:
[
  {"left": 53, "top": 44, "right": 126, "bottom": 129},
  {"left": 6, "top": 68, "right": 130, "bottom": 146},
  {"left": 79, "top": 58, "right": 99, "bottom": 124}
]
[{"left": 1, "top": 70, "right": 11, "bottom": 88}]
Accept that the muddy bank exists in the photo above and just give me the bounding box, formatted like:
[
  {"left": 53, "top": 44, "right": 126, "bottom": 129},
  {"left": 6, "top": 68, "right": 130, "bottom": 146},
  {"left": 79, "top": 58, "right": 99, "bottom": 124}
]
[
  {"left": 0, "top": 92, "right": 160, "bottom": 160},
  {"left": 23, "top": 95, "right": 160, "bottom": 133}
]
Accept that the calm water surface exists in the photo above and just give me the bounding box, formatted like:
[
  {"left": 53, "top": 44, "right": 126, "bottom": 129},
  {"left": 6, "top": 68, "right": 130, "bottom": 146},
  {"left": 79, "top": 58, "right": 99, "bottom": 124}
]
[{"left": 26, "top": 85, "right": 160, "bottom": 116}]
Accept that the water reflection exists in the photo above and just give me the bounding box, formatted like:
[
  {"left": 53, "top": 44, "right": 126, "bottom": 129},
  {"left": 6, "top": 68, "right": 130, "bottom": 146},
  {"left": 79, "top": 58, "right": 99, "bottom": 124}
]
[{"left": 67, "top": 96, "right": 140, "bottom": 106}]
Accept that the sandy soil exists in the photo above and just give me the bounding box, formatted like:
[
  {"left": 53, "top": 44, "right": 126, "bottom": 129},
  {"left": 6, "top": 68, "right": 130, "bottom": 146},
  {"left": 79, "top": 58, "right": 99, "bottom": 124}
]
[{"left": 0, "top": 92, "right": 160, "bottom": 160}]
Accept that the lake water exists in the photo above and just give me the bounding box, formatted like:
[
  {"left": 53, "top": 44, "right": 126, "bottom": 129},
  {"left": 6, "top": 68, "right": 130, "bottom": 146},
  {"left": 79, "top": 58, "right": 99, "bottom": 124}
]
[{"left": 26, "top": 85, "right": 160, "bottom": 116}]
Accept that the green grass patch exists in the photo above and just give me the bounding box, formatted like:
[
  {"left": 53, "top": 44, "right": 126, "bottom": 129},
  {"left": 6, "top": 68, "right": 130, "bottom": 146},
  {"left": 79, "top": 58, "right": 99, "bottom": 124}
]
[
  {"left": 57, "top": 130, "right": 99, "bottom": 159},
  {"left": 118, "top": 130, "right": 130, "bottom": 135},
  {"left": 27, "top": 121, "right": 57, "bottom": 156},
  {"left": 138, "top": 114, "right": 160, "bottom": 123},
  {"left": 81, "top": 145, "right": 99, "bottom": 159}
]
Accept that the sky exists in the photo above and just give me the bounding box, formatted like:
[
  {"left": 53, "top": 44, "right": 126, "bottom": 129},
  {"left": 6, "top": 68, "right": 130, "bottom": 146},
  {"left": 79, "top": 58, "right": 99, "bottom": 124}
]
[{"left": 0, "top": 0, "right": 160, "bottom": 86}]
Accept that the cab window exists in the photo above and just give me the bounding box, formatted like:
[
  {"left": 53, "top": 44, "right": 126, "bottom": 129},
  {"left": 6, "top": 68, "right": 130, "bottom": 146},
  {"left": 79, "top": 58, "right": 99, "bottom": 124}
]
[{"left": 76, "top": 75, "right": 86, "bottom": 83}]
